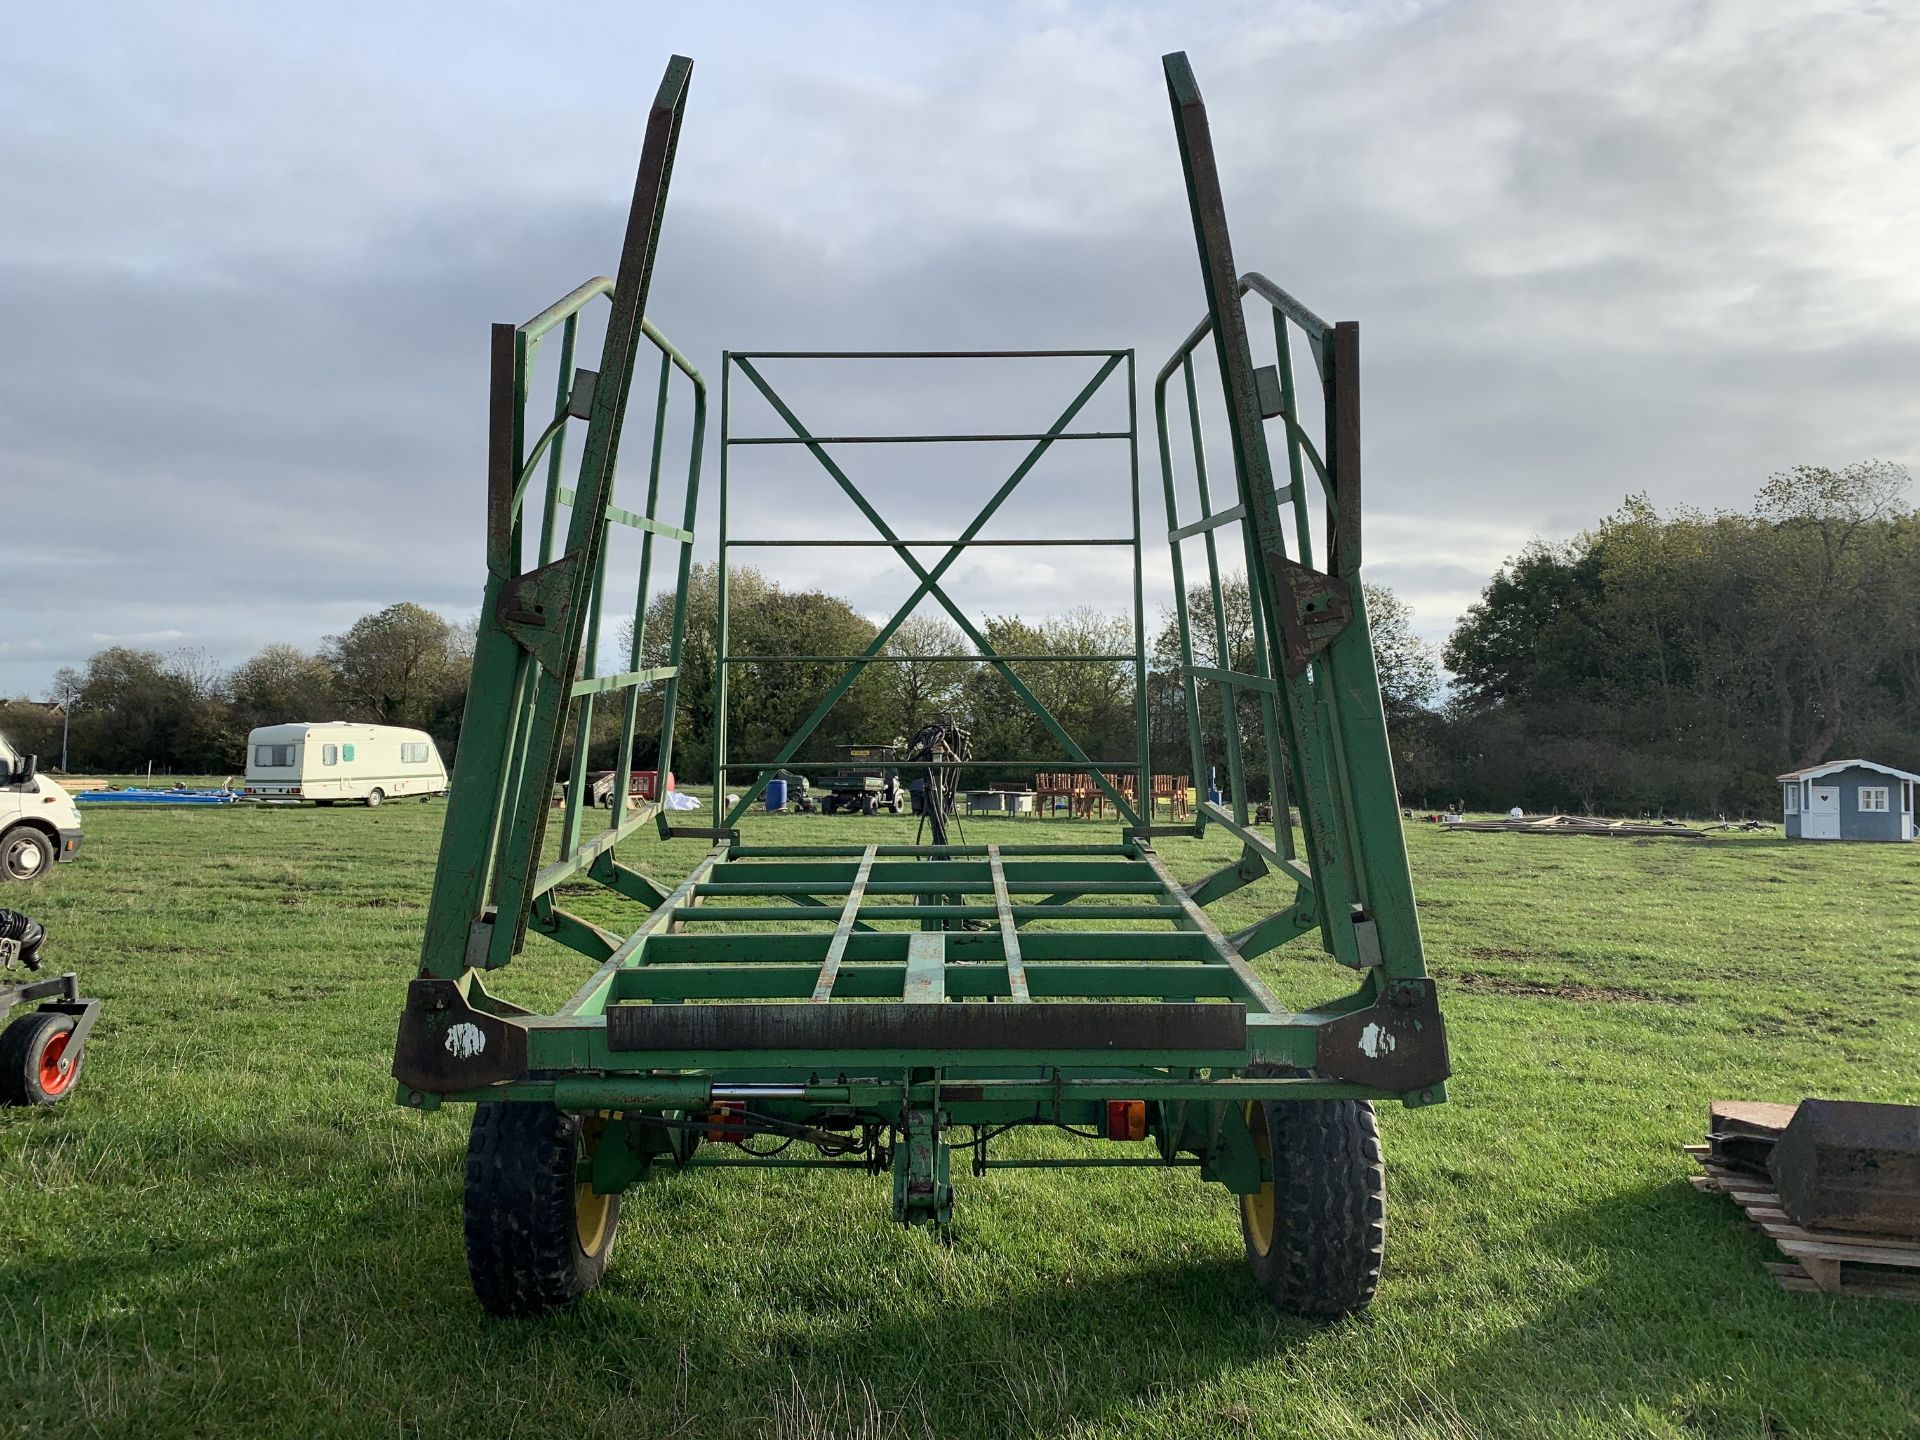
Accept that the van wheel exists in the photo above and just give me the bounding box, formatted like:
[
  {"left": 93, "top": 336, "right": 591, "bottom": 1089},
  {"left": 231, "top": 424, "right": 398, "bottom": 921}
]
[
  {"left": 0, "top": 827, "right": 54, "bottom": 883},
  {"left": 365, "top": 789, "right": 385, "bottom": 808}
]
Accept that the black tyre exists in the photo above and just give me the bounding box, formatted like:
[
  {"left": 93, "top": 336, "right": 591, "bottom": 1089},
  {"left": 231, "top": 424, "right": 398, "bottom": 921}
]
[
  {"left": 464, "top": 1102, "right": 621, "bottom": 1316},
  {"left": 862, "top": 794, "right": 878, "bottom": 816},
  {"left": 365, "top": 789, "right": 385, "bottom": 808},
  {"left": 316, "top": 800, "right": 336, "bottom": 807},
  {"left": 0, "top": 826, "right": 54, "bottom": 883},
  {"left": 0, "top": 1009, "right": 82, "bottom": 1106},
  {"left": 1238, "top": 1067, "right": 1384, "bottom": 1318},
  {"left": 822, "top": 797, "right": 838, "bottom": 816}
]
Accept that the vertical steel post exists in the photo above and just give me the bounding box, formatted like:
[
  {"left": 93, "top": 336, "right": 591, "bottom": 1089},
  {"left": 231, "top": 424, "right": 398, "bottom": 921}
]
[
  {"left": 612, "top": 349, "right": 675, "bottom": 831},
  {"left": 1182, "top": 358, "right": 1249, "bottom": 826},
  {"left": 1126, "top": 350, "right": 1149, "bottom": 819},
  {"left": 712, "top": 354, "right": 732, "bottom": 818},
  {"left": 1152, "top": 369, "right": 1210, "bottom": 811}
]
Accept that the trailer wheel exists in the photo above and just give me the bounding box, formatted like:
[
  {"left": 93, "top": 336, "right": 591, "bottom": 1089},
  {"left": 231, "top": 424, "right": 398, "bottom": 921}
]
[
  {"left": 863, "top": 794, "right": 879, "bottom": 816},
  {"left": 1238, "top": 1069, "right": 1384, "bottom": 1318},
  {"left": 0, "top": 1009, "right": 82, "bottom": 1106},
  {"left": 0, "top": 826, "right": 53, "bottom": 883},
  {"left": 464, "top": 1102, "right": 620, "bottom": 1316},
  {"left": 364, "top": 789, "right": 385, "bottom": 808}
]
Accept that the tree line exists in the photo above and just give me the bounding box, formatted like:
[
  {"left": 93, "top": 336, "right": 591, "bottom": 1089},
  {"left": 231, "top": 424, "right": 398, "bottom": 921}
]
[
  {"left": 1431, "top": 461, "right": 1920, "bottom": 816},
  {"left": 8, "top": 461, "right": 1910, "bottom": 815},
  {"left": 0, "top": 604, "right": 473, "bottom": 775}
]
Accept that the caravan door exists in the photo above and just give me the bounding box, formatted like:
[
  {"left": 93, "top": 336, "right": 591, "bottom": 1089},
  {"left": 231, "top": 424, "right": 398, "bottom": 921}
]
[{"left": 1804, "top": 785, "right": 1840, "bottom": 840}]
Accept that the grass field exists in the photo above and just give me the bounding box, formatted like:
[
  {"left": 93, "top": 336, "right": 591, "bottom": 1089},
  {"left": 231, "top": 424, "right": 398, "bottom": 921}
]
[{"left": 3, "top": 796, "right": 1918, "bottom": 1439}]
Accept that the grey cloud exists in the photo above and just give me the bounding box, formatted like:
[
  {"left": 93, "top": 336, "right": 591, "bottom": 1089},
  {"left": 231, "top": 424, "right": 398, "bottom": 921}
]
[{"left": 3, "top": 0, "right": 1915, "bottom": 696}]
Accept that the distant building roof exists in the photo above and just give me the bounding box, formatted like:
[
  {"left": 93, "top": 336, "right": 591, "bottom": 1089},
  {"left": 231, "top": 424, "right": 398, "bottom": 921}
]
[{"left": 1777, "top": 758, "right": 1920, "bottom": 784}]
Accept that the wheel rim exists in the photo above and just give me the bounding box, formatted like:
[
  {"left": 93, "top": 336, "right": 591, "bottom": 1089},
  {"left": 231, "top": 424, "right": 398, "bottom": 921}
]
[
  {"left": 37, "top": 1028, "right": 76, "bottom": 1097},
  {"left": 575, "top": 1183, "right": 612, "bottom": 1253},
  {"left": 574, "top": 1116, "right": 613, "bottom": 1253},
  {"left": 1240, "top": 1100, "right": 1274, "bottom": 1257},
  {"left": 7, "top": 838, "right": 44, "bottom": 878}
]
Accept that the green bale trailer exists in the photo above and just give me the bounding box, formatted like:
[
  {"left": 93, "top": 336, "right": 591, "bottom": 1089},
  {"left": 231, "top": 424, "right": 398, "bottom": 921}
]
[{"left": 392, "top": 52, "right": 1449, "bottom": 1319}]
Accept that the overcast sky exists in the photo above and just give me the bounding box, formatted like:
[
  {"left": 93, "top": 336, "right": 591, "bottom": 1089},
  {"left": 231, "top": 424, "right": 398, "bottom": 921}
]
[{"left": 4, "top": 0, "right": 1916, "bottom": 699}]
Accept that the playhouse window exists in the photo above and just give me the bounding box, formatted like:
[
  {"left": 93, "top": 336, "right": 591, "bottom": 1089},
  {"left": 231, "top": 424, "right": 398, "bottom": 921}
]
[{"left": 1859, "top": 786, "right": 1889, "bottom": 813}]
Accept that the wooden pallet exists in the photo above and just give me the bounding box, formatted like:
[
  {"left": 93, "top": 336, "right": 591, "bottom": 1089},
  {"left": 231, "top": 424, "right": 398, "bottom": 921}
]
[{"left": 1686, "top": 1145, "right": 1920, "bottom": 1301}]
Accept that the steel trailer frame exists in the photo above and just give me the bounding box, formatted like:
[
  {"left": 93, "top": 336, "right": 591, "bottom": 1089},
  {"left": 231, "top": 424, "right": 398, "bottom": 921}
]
[{"left": 394, "top": 52, "right": 1448, "bottom": 1315}]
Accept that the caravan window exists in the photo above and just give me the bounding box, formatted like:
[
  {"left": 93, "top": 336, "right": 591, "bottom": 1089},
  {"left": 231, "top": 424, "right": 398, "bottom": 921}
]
[
  {"left": 342, "top": 743, "right": 355, "bottom": 762},
  {"left": 401, "top": 742, "right": 431, "bottom": 764},
  {"left": 253, "top": 744, "right": 295, "bottom": 768},
  {"left": 321, "top": 745, "right": 338, "bottom": 766}
]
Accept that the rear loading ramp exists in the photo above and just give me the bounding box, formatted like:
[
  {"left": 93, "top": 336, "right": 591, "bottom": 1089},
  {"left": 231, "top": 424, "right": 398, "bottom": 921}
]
[{"left": 393, "top": 51, "right": 1447, "bottom": 1321}]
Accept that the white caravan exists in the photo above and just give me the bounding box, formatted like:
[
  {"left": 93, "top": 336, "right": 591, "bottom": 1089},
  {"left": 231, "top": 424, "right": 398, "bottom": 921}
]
[
  {"left": 243, "top": 723, "right": 448, "bottom": 806},
  {"left": 0, "top": 730, "right": 83, "bottom": 881}
]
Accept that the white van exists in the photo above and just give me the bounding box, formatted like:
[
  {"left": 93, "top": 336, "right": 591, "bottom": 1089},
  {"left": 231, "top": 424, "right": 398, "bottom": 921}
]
[
  {"left": 0, "top": 731, "right": 83, "bottom": 881},
  {"left": 242, "top": 723, "right": 448, "bottom": 806}
]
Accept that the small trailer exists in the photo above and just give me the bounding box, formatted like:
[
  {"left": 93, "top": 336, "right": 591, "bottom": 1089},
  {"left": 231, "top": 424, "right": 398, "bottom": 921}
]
[
  {"left": 243, "top": 722, "right": 448, "bottom": 806},
  {"left": 394, "top": 53, "right": 1447, "bottom": 1321}
]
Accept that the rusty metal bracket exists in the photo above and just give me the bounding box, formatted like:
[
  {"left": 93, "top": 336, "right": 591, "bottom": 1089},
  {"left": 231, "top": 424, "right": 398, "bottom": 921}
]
[
  {"left": 1312, "top": 978, "right": 1449, "bottom": 1092},
  {"left": 393, "top": 974, "right": 530, "bottom": 1093},
  {"left": 495, "top": 554, "right": 583, "bottom": 679},
  {"left": 1265, "top": 552, "right": 1352, "bottom": 676}
]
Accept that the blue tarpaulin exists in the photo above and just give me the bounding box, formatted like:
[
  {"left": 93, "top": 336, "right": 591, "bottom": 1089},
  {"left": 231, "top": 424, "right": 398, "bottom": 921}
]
[{"left": 76, "top": 788, "right": 242, "bottom": 805}]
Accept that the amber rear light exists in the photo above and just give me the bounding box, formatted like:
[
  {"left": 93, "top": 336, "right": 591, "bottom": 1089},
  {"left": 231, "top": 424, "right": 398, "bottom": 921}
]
[
  {"left": 705, "top": 1101, "right": 744, "bottom": 1143},
  {"left": 1105, "top": 1100, "right": 1146, "bottom": 1142}
]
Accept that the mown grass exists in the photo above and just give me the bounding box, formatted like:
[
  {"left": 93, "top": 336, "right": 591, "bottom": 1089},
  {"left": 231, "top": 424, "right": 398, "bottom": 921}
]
[{"left": 2, "top": 797, "right": 1917, "bottom": 1439}]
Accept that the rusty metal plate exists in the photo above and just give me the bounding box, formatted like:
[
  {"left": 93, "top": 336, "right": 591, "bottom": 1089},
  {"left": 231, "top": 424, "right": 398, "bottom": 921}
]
[
  {"left": 1312, "top": 978, "right": 1450, "bottom": 1092},
  {"left": 606, "top": 1001, "right": 1246, "bottom": 1053},
  {"left": 392, "top": 977, "right": 530, "bottom": 1092},
  {"left": 1264, "top": 552, "right": 1352, "bottom": 676}
]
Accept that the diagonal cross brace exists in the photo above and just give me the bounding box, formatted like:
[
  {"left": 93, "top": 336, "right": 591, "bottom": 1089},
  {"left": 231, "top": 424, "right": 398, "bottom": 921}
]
[{"left": 723, "top": 354, "right": 1138, "bottom": 828}]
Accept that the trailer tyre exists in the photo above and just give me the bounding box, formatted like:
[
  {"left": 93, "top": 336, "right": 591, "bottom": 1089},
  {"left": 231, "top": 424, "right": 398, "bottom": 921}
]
[
  {"left": 0, "top": 826, "right": 54, "bottom": 883},
  {"left": 364, "top": 789, "right": 385, "bottom": 808},
  {"left": 1237, "top": 1066, "right": 1384, "bottom": 1318},
  {"left": 464, "top": 1101, "right": 621, "bottom": 1317},
  {"left": 0, "top": 1009, "right": 82, "bottom": 1105}
]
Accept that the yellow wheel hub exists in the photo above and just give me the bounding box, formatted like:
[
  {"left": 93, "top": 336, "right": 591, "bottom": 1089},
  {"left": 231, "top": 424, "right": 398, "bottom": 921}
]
[
  {"left": 574, "top": 1115, "right": 614, "bottom": 1254},
  {"left": 1240, "top": 1101, "right": 1274, "bottom": 1257},
  {"left": 574, "top": 1182, "right": 613, "bottom": 1254}
]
